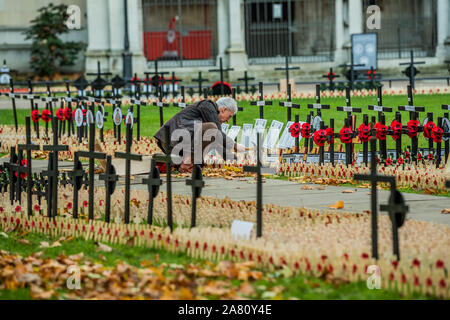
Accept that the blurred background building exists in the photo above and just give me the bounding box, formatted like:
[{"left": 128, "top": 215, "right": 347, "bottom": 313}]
[{"left": 1, "top": 0, "right": 449, "bottom": 82}]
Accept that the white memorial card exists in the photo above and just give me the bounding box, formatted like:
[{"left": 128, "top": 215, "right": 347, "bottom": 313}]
[
  {"left": 263, "top": 120, "right": 283, "bottom": 150},
  {"left": 227, "top": 125, "right": 241, "bottom": 141},
  {"left": 251, "top": 119, "right": 267, "bottom": 146},
  {"left": 241, "top": 124, "right": 253, "bottom": 148},
  {"left": 231, "top": 220, "right": 254, "bottom": 241}
]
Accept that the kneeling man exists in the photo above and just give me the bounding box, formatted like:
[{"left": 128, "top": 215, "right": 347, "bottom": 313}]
[{"left": 154, "top": 97, "right": 246, "bottom": 173}]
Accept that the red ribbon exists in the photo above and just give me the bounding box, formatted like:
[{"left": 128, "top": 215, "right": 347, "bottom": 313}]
[
  {"left": 390, "top": 120, "right": 402, "bottom": 141},
  {"left": 300, "top": 123, "right": 311, "bottom": 138},
  {"left": 374, "top": 122, "right": 388, "bottom": 140},
  {"left": 424, "top": 121, "right": 436, "bottom": 139},
  {"left": 407, "top": 120, "right": 420, "bottom": 138},
  {"left": 41, "top": 109, "right": 51, "bottom": 123},
  {"left": 339, "top": 126, "right": 353, "bottom": 144},
  {"left": 31, "top": 110, "right": 40, "bottom": 122},
  {"left": 289, "top": 122, "right": 301, "bottom": 138},
  {"left": 313, "top": 129, "right": 327, "bottom": 147},
  {"left": 357, "top": 124, "right": 371, "bottom": 142},
  {"left": 431, "top": 126, "right": 443, "bottom": 143}
]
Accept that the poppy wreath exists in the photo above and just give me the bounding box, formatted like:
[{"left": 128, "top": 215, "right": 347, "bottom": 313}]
[
  {"left": 300, "top": 123, "right": 311, "bottom": 138},
  {"left": 339, "top": 126, "right": 353, "bottom": 144},
  {"left": 313, "top": 129, "right": 327, "bottom": 147},
  {"left": 64, "top": 107, "right": 72, "bottom": 121},
  {"left": 31, "top": 110, "right": 40, "bottom": 122},
  {"left": 56, "top": 108, "right": 65, "bottom": 121},
  {"left": 289, "top": 122, "right": 301, "bottom": 138},
  {"left": 406, "top": 120, "right": 420, "bottom": 138},
  {"left": 374, "top": 123, "right": 388, "bottom": 141},
  {"left": 431, "top": 126, "right": 443, "bottom": 143},
  {"left": 390, "top": 120, "right": 402, "bottom": 141},
  {"left": 41, "top": 109, "right": 51, "bottom": 123},
  {"left": 423, "top": 121, "right": 436, "bottom": 139},
  {"left": 357, "top": 124, "right": 371, "bottom": 142},
  {"left": 325, "top": 127, "right": 334, "bottom": 144}
]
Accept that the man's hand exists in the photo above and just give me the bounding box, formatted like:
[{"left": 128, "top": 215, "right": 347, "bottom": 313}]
[{"left": 179, "top": 154, "right": 193, "bottom": 173}]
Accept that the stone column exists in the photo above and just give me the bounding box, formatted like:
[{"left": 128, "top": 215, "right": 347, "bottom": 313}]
[
  {"left": 128, "top": 0, "right": 147, "bottom": 73},
  {"left": 436, "top": 0, "right": 449, "bottom": 61},
  {"left": 108, "top": 0, "right": 125, "bottom": 74},
  {"left": 226, "top": 0, "right": 248, "bottom": 80},
  {"left": 342, "top": 0, "right": 363, "bottom": 60},
  {"left": 85, "top": 0, "right": 110, "bottom": 74},
  {"left": 217, "top": 0, "right": 229, "bottom": 64},
  {"left": 334, "top": 0, "right": 346, "bottom": 64}
]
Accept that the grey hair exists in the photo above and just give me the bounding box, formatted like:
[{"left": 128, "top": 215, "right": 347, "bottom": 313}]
[{"left": 216, "top": 97, "right": 238, "bottom": 115}]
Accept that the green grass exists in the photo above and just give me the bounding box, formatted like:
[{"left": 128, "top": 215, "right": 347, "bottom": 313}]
[
  {"left": 0, "top": 228, "right": 436, "bottom": 300},
  {"left": 1, "top": 94, "right": 449, "bottom": 151}
]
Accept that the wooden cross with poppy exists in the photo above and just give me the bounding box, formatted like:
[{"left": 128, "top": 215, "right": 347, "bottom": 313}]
[
  {"left": 279, "top": 83, "right": 300, "bottom": 122},
  {"left": 322, "top": 68, "right": 339, "bottom": 91},
  {"left": 250, "top": 82, "right": 273, "bottom": 119},
  {"left": 153, "top": 86, "right": 170, "bottom": 127}
]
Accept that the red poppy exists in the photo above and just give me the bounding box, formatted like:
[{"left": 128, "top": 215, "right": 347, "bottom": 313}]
[
  {"left": 325, "top": 127, "right": 334, "bottom": 144},
  {"left": 423, "top": 121, "right": 436, "bottom": 139},
  {"left": 41, "top": 109, "right": 51, "bottom": 122},
  {"left": 64, "top": 107, "right": 72, "bottom": 121},
  {"left": 385, "top": 158, "right": 392, "bottom": 166},
  {"left": 83, "top": 200, "right": 88, "bottom": 208},
  {"left": 313, "top": 129, "right": 327, "bottom": 147},
  {"left": 339, "top": 126, "right": 353, "bottom": 144},
  {"left": 436, "top": 260, "right": 445, "bottom": 268},
  {"left": 358, "top": 124, "right": 371, "bottom": 142},
  {"left": 300, "top": 123, "right": 311, "bottom": 138},
  {"left": 428, "top": 153, "right": 433, "bottom": 161},
  {"left": 0, "top": 207, "right": 4, "bottom": 213},
  {"left": 31, "top": 110, "right": 40, "bottom": 122},
  {"left": 397, "top": 157, "right": 404, "bottom": 165},
  {"left": 156, "top": 162, "right": 166, "bottom": 174},
  {"left": 390, "top": 120, "right": 402, "bottom": 141},
  {"left": 412, "top": 258, "right": 420, "bottom": 267},
  {"left": 417, "top": 153, "right": 422, "bottom": 161},
  {"left": 374, "top": 123, "right": 388, "bottom": 140},
  {"left": 289, "top": 122, "right": 301, "bottom": 138},
  {"left": 56, "top": 108, "right": 65, "bottom": 121},
  {"left": 431, "top": 126, "right": 443, "bottom": 143},
  {"left": 34, "top": 204, "right": 40, "bottom": 212},
  {"left": 15, "top": 205, "right": 21, "bottom": 213},
  {"left": 67, "top": 202, "right": 73, "bottom": 209},
  {"left": 406, "top": 120, "right": 419, "bottom": 138},
  {"left": 404, "top": 150, "right": 410, "bottom": 158}
]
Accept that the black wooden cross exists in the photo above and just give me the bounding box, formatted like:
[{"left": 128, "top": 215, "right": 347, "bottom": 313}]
[
  {"left": 130, "top": 98, "right": 146, "bottom": 141},
  {"left": 308, "top": 84, "right": 331, "bottom": 118},
  {"left": 31, "top": 173, "right": 47, "bottom": 206},
  {"left": 26, "top": 79, "right": 39, "bottom": 135},
  {"left": 169, "top": 71, "right": 182, "bottom": 96},
  {"left": 274, "top": 56, "right": 300, "bottom": 92},
  {"left": 69, "top": 152, "right": 86, "bottom": 219},
  {"left": 186, "top": 165, "right": 205, "bottom": 228},
  {"left": 5, "top": 147, "right": 19, "bottom": 204},
  {"left": 8, "top": 79, "right": 18, "bottom": 131},
  {"left": 368, "top": 86, "right": 393, "bottom": 160},
  {"left": 78, "top": 122, "right": 106, "bottom": 220},
  {"left": 109, "top": 98, "right": 122, "bottom": 143},
  {"left": 354, "top": 137, "right": 398, "bottom": 260},
  {"left": 14, "top": 149, "right": 28, "bottom": 204},
  {"left": 73, "top": 75, "right": 89, "bottom": 97},
  {"left": 400, "top": 50, "right": 425, "bottom": 89},
  {"left": 441, "top": 107, "right": 450, "bottom": 163},
  {"left": 42, "top": 82, "right": 58, "bottom": 115},
  {"left": 250, "top": 82, "right": 273, "bottom": 119},
  {"left": 322, "top": 68, "right": 339, "bottom": 91},
  {"left": 173, "top": 86, "right": 190, "bottom": 109},
  {"left": 42, "top": 117, "right": 69, "bottom": 219},
  {"left": 243, "top": 133, "right": 263, "bottom": 238},
  {"left": 232, "top": 88, "right": 244, "bottom": 126},
  {"left": 424, "top": 111, "right": 435, "bottom": 157},
  {"left": 153, "top": 86, "right": 170, "bottom": 127},
  {"left": 153, "top": 126, "right": 174, "bottom": 232},
  {"left": 115, "top": 123, "right": 143, "bottom": 224},
  {"left": 192, "top": 71, "right": 209, "bottom": 95},
  {"left": 397, "top": 85, "right": 425, "bottom": 158},
  {"left": 99, "top": 155, "right": 118, "bottom": 223},
  {"left": 279, "top": 83, "right": 300, "bottom": 122},
  {"left": 339, "top": 53, "right": 364, "bottom": 90},
  {"left": 143, "top": 158, "right": 162, "bottom": 225},
  {"left": 337, "top": 88, "right": 362, "bottom": 164},
  {"left": 18, "top": 117, "right": 40, "bottom": 217},
  {"left": 87, "top": 61, "right": 112, "bottom": 98},
  {"left": 145, "top": 60, "right": 169, "bottom": 95},
  {"left": 380, "top": 188, "right": 409, "bottom": 260},
  {"left": 64, "top": 82, "right": 77, "bottom": 136},
  {"left": 208, "top": 57, "right": 234, "bottom": 95},
  {"left": 111, "top": 75, "right": 126, "bottom": 98},
  {"left": 237, "top": 71, "right": 255, "bottom": 94}
]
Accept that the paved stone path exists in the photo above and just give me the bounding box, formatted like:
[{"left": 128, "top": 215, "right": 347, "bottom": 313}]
[{"left": 1, "top": 158, "right": 449, "bottom": 226}]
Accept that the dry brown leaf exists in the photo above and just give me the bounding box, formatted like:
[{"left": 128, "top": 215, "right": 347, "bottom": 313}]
[
  {"left": 96, "top": 242, "right": 112, "bottom": 252},
  {"left": 316, "top": 186, "right": 326, "bottom": 190},
  {"left": 441, "top": 208, "right": 450, "bottom": 214},
  {"left": 17, "top": 239, "right": 30, "bottom": 245},
  {"left": 238, "top": 282, "right": 256, "bottom": 297},
  {"left": 327, "top": 200, "right": 344, "bottom": 209},
  {"left": 301, "top": 185, "right": 314, "bottom": 190},
  {"left": 342, "top": 190, "right": 355, "bottom": 193}
]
